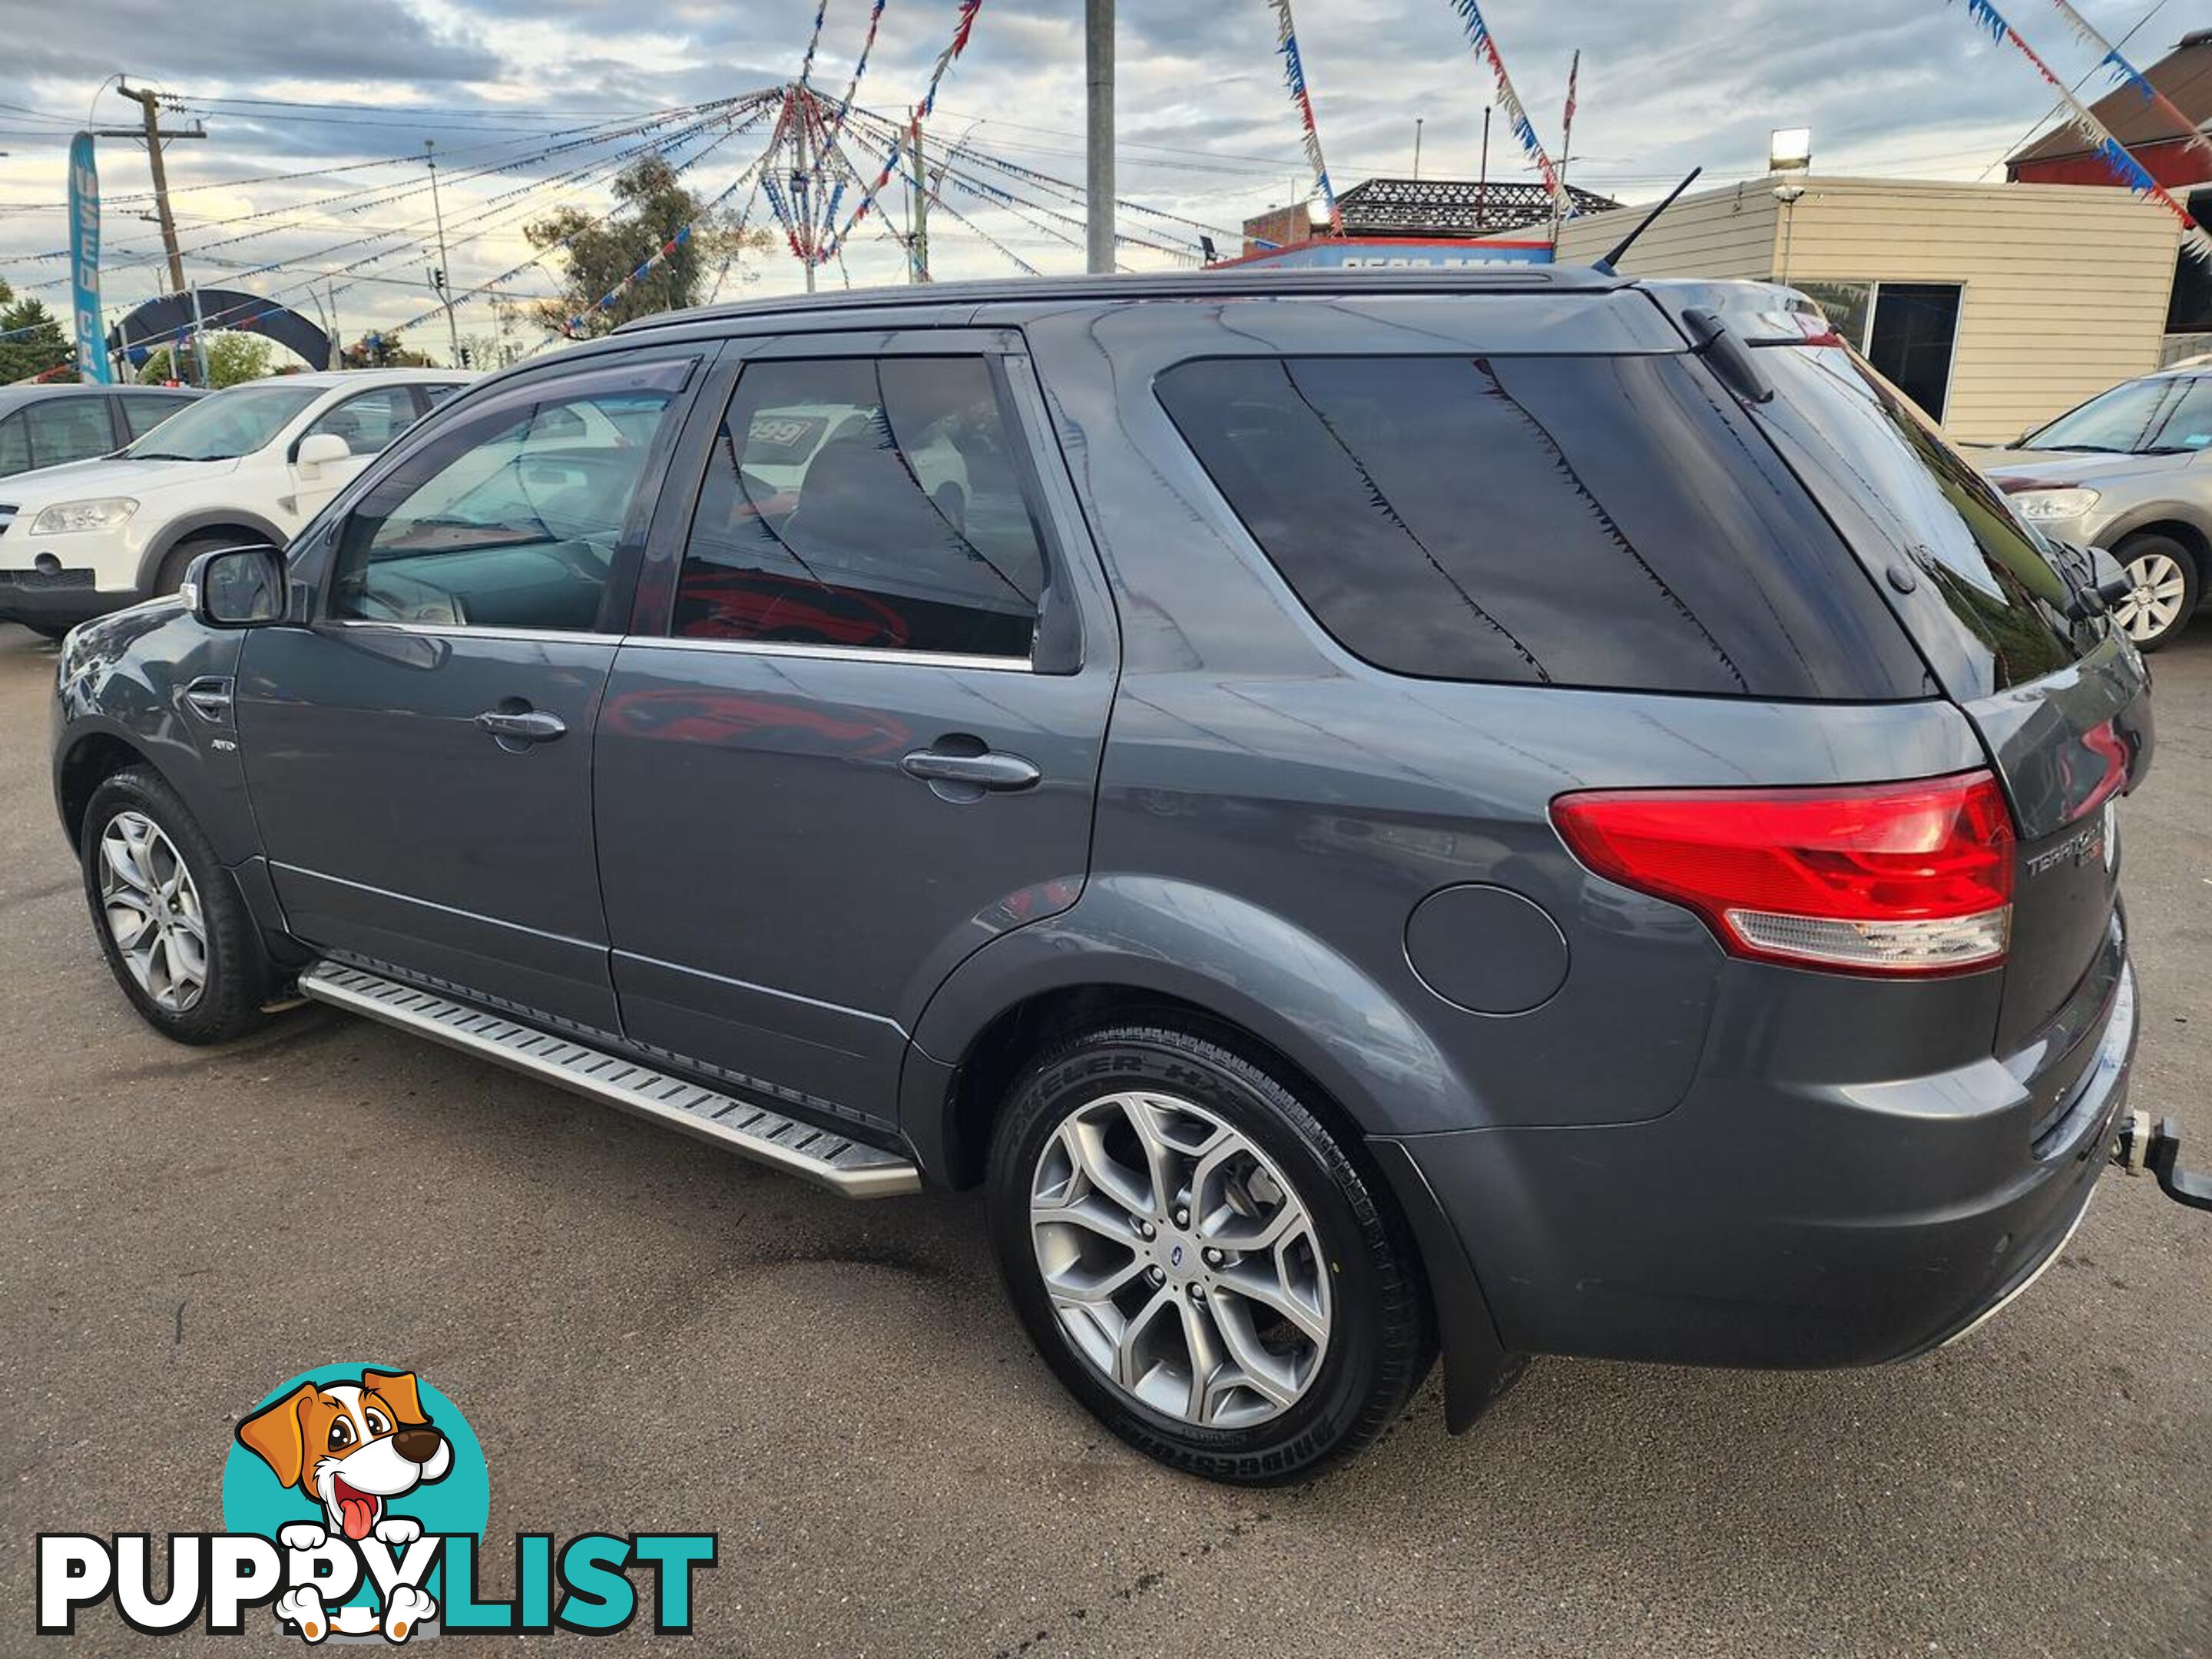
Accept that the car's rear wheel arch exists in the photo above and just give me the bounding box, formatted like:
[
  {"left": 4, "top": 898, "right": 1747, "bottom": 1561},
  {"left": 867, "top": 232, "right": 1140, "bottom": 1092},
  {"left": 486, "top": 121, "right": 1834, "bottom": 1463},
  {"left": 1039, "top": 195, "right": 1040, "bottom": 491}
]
[{"left": 938, "top": 984, "right": 1386, "bottom": 1204}]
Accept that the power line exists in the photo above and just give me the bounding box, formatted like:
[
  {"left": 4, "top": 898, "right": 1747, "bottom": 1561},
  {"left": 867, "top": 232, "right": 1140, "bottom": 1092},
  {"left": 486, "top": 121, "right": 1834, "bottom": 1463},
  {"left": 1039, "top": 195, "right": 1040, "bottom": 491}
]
[{"left": 1977, "top": 0, "right": 2171, "bottom": 180}]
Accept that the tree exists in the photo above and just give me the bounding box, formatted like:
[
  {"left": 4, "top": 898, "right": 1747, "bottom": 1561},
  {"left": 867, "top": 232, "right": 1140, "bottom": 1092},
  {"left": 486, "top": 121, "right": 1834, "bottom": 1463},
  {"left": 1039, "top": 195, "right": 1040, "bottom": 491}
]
[
  {"left": 527, "top": 157, "right": 758, "bottom": 339},
  {"left": 137, "top": 331, "right": 276, "bottom": 389},
  {"left": 0, "top": 281, "right": 75, "bottom": 385},
  {"left": 341, "top": 330, "right": 433, "bottom": 369}
]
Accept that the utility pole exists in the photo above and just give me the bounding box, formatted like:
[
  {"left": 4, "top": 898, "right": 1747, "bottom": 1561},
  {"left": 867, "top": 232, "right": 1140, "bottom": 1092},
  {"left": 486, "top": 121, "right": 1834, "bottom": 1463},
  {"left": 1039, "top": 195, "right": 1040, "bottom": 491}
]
[
  {"left": 1412, "top": 117, "right": 1424, "bottom": 181},
  {"left": 111, "top": 83, "right": 192, "bottom": 296},
  {"left": 1085, "top": 0, "right": 1114, "bottom": 274},
  {"left": 424, "top": 140, "right": 462, "bottom": 366},
  {"left": 908, "top": 108, "right": 931, "bottom": 283}
]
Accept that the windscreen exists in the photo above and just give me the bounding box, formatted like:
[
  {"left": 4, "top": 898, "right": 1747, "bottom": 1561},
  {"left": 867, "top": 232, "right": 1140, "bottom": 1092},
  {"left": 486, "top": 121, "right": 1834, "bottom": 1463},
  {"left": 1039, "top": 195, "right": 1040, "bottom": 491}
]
[{"left": 123, "top": 383, "right": 323, "bottom": 462}]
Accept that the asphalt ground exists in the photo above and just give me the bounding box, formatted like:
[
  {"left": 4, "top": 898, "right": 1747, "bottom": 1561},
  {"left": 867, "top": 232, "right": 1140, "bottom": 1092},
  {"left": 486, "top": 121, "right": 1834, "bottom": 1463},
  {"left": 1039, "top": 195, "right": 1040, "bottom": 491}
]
[{"left": 2, "top": 618, "right": 2207, "bottom": 1658}]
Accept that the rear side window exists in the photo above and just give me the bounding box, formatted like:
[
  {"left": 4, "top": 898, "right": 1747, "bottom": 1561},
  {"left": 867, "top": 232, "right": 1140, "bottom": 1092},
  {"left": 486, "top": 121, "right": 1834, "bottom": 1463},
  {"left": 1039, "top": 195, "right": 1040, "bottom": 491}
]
[
  {"left": 119, "top": 396, "right": 188, "bottom": 439},
  {"left": 302, "top": 386, "right": 419, "bottom": 456},
  {"left": 1156, "top": 355, "right": 1928, "bottom": 699},
  {"left": 23, "top": 399, "right": 114, "bottom": 469},
  {"left": 672, "top": 356, "right": 1045, "bottom": 660}
]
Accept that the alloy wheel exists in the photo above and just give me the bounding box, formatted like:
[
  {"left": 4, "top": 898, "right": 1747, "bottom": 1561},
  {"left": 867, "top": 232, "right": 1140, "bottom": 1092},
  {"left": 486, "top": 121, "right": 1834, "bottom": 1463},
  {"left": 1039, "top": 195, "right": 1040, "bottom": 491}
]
[
  {"left": 1029, "top": 1091, "right": 1331, "bottom": 1429},
  {"left": 98, "top": 810, "right": 208, "bottom": 1014},
  {"left": 2113, "top": 549, "right": 2189, "bottom": 644}
]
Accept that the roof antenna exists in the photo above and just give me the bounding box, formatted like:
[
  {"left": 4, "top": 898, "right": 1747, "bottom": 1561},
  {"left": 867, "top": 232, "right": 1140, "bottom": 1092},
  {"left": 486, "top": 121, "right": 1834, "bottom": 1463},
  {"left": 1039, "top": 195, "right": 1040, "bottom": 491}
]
[{"left": 1591, "top": 167, "right": 1704, "bottom": 275}]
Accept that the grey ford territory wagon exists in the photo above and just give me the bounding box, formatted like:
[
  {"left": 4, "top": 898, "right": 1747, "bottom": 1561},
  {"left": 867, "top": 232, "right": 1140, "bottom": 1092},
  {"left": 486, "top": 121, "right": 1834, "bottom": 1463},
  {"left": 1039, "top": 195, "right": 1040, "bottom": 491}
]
[{"left": 51, "top": 269, "right": 2154, "bottom": 1482}]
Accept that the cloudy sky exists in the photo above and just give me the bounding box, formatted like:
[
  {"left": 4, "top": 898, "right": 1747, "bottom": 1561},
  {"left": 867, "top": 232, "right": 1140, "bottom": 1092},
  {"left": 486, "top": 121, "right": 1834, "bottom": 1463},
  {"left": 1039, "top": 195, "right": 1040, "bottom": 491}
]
[{"left": 0, "top": 0, "right": 2189, "bottom": 364}]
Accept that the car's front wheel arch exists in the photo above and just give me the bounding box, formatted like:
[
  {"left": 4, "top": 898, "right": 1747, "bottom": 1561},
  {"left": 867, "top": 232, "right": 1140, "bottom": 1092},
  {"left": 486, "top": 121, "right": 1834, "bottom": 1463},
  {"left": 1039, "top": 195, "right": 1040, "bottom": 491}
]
[
  {"left": 58, "top": 730, "right": 157, "bottom": 852},
  {"left": 136, "top": 515, "right": 287, "bottom": 596}
]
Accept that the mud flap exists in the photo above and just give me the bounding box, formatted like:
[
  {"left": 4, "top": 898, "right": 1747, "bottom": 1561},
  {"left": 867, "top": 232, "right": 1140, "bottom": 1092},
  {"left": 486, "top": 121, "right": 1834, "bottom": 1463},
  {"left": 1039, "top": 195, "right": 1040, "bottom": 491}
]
[{"left": 1369, "top": 1138, "right": 1524, "bottom": 1432}]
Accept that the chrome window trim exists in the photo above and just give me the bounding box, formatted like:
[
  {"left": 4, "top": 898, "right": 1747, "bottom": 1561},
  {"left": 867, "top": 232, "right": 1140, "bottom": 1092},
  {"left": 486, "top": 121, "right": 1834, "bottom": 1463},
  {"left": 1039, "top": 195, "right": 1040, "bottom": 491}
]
[
  {"left": 631, "top": 634, "right": 1036, "bottom": 673},
  {"left": 323, "top": 618, "right": 1031, "bottom": 671},
  {"left": 326, "top": 618, "right": 629, "bottom": 647}
]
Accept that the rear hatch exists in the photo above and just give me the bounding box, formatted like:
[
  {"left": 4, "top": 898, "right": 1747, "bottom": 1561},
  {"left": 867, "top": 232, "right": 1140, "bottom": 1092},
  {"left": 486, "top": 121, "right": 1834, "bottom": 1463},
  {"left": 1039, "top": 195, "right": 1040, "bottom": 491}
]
[{"left": 1644, "top": 283, "right": 2154, "bottom": 1049}]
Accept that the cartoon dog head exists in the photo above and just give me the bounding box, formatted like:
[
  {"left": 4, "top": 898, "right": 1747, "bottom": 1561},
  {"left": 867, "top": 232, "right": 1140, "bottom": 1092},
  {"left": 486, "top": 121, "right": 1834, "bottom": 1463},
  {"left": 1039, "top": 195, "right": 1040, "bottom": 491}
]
[{"left": 237, "top": 1370, "right": 452, "bottom": 1541}]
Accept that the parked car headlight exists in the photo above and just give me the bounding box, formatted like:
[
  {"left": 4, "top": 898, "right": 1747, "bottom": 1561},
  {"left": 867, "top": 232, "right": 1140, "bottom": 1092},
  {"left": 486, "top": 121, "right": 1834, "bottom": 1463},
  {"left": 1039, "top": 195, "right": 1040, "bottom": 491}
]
[
  {"left": 2009, "top": 487, "right": 2101, "bottom": 523},
  {"left": 28, "top": 498, "right": 139, "bottom": 535}
]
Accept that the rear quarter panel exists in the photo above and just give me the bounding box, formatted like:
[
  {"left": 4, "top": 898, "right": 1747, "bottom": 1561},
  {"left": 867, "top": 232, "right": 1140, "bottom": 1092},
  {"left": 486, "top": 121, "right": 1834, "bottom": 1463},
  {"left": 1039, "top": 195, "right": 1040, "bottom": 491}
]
[{"left": 916, "top": 296, "right": 1996, "bottom": 1136}]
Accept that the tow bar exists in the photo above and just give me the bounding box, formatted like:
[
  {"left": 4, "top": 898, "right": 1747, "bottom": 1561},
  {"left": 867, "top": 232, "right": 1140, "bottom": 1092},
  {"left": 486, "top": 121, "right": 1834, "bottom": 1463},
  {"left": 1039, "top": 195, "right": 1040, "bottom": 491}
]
[{"left": 2113, "top": 1112, "right": 2212, "bottom": 1213}]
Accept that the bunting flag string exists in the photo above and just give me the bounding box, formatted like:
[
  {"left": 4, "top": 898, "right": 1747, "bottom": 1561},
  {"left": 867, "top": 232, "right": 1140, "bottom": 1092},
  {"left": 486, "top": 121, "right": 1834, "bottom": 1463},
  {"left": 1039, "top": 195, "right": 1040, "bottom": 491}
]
[
  {"left": 817, "top": 0, "right": 985, "bottom": 266},
  {"left": 761, "top": 169, "right": 807, "bottom": 263},
  {"left": 1953, "top": 0, "right": 2212, "bottom": 263},
  {"left": 927, "top": 149, "right": 1197, "bottom": 259},
  {"left": 842, "top": 113, "right": 1232, "bottom": 238},
  {"left": 317, "top": 100, "right": 778, "bottom": 359},
  {"left": 1445, "top": 0, "right": 1561, "bottom": 198},
  {"left": 2040, "top": 0, "right": 2212, "bottom": 169},
  {"left": 821, "top": 0, "right": 891, "bottom": 154},
  {"left": 800, "top": 0, "right": 832, "bottom": 85},
  {"left": 1268, "top": 0, "right": 1341, "bottom": 234},
  {"left": 894, "top": 152, "right": 1040, "bottom": 275},
  {"left": 560, "top": 143, "right": 783, "bottom": 337}
]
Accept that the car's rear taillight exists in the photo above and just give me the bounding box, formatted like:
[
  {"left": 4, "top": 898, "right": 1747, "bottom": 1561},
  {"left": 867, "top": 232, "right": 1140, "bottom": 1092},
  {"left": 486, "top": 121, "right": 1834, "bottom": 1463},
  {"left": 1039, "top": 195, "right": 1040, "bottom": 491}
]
[{"left": 1551, "top": 771, "right": 2016, "bottom": 976}]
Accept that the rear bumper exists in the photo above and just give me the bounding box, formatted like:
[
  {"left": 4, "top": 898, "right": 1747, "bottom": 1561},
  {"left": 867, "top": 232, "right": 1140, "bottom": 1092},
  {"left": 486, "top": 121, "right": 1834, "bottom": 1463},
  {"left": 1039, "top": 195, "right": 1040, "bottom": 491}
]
[{"left": 1392, "top": 957, "right": 2137, "bottom": 1371}]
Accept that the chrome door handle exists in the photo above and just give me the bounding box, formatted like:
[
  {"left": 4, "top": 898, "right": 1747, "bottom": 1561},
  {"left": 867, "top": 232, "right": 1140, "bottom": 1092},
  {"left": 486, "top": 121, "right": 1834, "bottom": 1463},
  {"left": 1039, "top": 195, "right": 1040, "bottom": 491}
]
[
  {"left": 182, "top": 676, "right": 234, "bottom": 724},
  {"left": 900, "top": 748, "right": 1041, "bottom": 792},
  {"left": 475, "top": 707, "right": 567, "bottom": 744}
]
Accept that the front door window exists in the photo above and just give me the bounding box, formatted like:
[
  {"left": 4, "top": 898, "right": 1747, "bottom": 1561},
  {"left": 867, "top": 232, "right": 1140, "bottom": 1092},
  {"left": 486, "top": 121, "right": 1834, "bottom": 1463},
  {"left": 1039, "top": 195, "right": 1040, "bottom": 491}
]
[{"left": 328, "top": 373, "right": 687, "bottom": 632}]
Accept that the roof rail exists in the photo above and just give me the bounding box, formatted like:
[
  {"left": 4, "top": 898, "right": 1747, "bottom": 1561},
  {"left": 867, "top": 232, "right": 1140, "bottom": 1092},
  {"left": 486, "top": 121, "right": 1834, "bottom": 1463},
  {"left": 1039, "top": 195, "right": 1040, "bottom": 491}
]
[{"left": 613, "top": 264, "right": 1628, "bottom": 335}]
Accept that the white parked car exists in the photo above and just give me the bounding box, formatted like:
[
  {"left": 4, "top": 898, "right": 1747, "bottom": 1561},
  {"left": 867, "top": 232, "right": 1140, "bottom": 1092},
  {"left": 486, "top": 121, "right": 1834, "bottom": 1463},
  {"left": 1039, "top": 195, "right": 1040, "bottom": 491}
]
[{"left": 0, "top": 369, "right": 470, "bottom": 637}]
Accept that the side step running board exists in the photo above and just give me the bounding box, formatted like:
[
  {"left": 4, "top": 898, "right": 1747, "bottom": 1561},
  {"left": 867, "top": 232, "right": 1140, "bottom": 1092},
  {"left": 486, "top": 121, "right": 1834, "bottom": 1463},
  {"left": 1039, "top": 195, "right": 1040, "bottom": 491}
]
[{"left": 298, "top": 962, "right": 922, "bottom": 1199}]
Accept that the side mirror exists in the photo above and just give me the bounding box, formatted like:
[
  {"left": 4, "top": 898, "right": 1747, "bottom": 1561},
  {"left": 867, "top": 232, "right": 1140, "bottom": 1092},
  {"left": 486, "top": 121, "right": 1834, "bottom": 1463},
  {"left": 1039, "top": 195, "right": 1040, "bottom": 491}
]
[
  {"left": 187, "top": 545, "right": 286, "bottom": 628},
  {"left": 294, "top": 431, "right": 352, "bottom": 479}
]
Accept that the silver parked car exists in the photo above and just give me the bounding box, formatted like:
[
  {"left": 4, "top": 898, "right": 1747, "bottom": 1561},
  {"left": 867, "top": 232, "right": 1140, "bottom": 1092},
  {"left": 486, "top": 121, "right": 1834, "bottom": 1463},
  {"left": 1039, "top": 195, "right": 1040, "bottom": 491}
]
[{"left": 1980, "top": 367, "right": 2212, "bottom": 649}]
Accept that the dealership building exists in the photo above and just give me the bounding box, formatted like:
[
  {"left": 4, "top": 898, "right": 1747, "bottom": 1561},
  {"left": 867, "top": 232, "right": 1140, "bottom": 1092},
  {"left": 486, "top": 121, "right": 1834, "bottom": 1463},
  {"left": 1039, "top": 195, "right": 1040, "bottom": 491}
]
[
  {"left": 1236, "top": 31, "right": 2212, "bottom": 447},
  {"left": 1555, "top": 175, "right": 2184, "bottom": 446}
]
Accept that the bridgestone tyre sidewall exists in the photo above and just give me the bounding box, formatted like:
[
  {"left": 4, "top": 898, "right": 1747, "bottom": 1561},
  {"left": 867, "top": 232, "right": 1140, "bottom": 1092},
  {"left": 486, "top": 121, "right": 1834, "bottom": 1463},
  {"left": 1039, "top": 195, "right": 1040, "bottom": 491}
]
[{"left": 988, "top": 1025, "right": 1432, "bottom": 1485}]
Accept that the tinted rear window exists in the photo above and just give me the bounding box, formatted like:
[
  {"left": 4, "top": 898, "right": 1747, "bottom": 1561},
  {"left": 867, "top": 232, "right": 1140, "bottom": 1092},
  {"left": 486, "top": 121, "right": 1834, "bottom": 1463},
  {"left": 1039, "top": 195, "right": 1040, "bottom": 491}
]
[
  {"left": 1749, "top": 343, "right": 2088, "bottom": 696},
  {"left": 1155, "top": 354, "right": 1929, "bottom": 700}
]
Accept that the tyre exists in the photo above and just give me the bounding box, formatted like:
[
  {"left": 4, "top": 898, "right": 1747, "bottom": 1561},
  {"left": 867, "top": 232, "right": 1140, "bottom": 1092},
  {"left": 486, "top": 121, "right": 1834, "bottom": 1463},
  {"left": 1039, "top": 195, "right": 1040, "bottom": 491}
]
[
  {"left": 2110, "top": 532, "right": 2200, "bottom": 651},
  {"left": 81, "top": 767, "right": 273, "bottom": 1045},
  {"left": 988, "top": 1024, "right": 1433, "bottom": 1484},
  {"left": 153, "top": 531, "right": 247, "bottom": 598}
]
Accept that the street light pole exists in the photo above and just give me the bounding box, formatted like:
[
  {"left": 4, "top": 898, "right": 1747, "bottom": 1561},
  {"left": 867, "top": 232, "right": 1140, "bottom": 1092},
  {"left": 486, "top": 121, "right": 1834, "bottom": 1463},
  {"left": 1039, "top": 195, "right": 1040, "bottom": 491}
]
[
  {"left": 1085, "top": 0, "right": 1114, "bottom": 274},
  {"left": 425, "top": 139, "right": 462, "bottom": 366}
]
